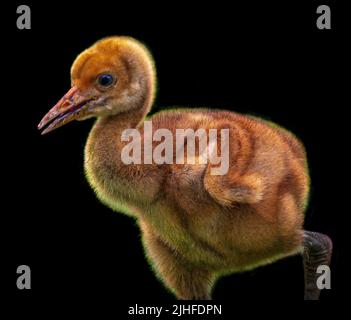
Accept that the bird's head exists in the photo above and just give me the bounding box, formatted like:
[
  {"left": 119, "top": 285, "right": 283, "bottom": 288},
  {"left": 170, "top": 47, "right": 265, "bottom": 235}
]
[{"left": 38, "top": 36, "right": 156, "bottom": 134}]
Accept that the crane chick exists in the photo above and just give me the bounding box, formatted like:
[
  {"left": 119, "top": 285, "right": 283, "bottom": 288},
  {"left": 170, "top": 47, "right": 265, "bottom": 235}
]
[{"left": 38, "top": 36, "right": 332, "bottom": 300}]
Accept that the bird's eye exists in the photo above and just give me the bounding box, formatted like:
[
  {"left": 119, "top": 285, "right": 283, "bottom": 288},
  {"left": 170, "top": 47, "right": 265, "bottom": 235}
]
[{"left": 97, "top": 74, "right": 115, "bottom": 87}]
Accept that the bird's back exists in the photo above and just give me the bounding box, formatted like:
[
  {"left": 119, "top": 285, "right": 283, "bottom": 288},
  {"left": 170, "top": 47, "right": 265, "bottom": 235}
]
[{"left": 149, "top": 108, "right": 308, "bottom": 175}]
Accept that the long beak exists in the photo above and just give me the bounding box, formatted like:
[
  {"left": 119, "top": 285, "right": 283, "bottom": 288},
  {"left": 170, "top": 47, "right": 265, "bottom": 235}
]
[{"left": 38, "top": 86, "right": 94, "bottom": 135}]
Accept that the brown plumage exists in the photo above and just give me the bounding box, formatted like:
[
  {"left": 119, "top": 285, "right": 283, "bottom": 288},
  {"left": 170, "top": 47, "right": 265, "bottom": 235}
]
[{"left": 38, "top": 36, "right": 332, "bottom": 300}]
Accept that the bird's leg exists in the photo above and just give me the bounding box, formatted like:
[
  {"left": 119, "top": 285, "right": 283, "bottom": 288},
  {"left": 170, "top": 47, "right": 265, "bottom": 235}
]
[
  {"left": 141, "top": 226, "right": 214, "bottom": 300},
  {"left": 302, "top": 230, "right": 333, "bottom": 300}
]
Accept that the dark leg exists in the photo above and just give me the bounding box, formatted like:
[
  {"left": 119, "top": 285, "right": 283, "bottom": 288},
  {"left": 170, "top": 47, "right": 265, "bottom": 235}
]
[{"left": 303, "top": 231, "right": 333, "bottom": 300}]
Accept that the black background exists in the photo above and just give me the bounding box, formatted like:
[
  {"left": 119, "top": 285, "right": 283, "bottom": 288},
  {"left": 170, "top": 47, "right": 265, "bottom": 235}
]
[{"left": 4, "top": 0, "right": 348, "bottom": 314}]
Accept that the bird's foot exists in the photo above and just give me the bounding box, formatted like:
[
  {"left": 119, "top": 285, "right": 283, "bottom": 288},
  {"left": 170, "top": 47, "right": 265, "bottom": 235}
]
[{"left": 303, "top": 230, "right": 333, "bottom": 300}]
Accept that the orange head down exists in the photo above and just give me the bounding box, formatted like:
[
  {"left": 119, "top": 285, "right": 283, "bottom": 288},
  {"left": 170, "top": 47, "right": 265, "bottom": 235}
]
[{"left": 38, "top": 36, "right": 156, "bottom": 134}]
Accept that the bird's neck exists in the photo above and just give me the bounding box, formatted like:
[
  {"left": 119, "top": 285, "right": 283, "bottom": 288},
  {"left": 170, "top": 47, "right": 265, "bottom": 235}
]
[
  {"left": 85, "top": 89, "right": 153, "bottom": 171},
  {"left": 103, "top": 105, "right": 148, "bottom": 130},
  {"left": 96, "top": 93, "right": 153, "bottom": 133},
  {"left": 84, "top": 95, "right": 156, "bottom": 207}
]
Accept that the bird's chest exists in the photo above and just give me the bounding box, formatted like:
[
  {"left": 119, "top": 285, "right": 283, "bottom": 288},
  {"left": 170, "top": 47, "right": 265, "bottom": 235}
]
[{"left": 83, "top": 130, "right": 162, "bottom": 214}]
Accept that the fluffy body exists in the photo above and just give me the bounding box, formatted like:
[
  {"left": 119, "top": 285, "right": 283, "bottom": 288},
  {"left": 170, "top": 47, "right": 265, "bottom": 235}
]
[
  {"left": 84, "top": 108, "right": 309, "bottom": 299},
  {"left": 41, "top": 36, "right": 312, "bottom": 299}
]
